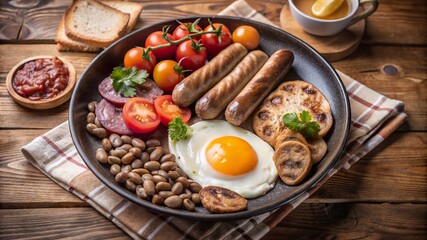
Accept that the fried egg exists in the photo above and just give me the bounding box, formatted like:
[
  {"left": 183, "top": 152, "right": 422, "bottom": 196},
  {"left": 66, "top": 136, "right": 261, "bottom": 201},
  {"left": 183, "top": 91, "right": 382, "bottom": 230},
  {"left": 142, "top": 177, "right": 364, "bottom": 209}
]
[{"left": 169, "top": 120, "right": 277, "bottom": 198}]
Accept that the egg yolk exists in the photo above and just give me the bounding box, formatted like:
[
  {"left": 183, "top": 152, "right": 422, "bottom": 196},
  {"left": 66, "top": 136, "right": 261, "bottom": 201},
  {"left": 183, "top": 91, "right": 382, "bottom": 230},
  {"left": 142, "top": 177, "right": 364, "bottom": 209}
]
[{"left": 205, "top": 136, "right": 258, "bottom": 176}]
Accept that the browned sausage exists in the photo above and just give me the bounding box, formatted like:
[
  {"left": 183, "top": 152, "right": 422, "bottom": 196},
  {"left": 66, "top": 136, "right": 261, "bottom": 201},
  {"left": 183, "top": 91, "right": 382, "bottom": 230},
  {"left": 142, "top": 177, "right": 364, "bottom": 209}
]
[
  {"left": 172, "top": 43, "right": 248, "bottom": 107},
  {"left": 225, "top": 49, "right": 294, "bottom": 126},
  {"left": 195, "top": 50, "right": 268, "bottom": 119}
]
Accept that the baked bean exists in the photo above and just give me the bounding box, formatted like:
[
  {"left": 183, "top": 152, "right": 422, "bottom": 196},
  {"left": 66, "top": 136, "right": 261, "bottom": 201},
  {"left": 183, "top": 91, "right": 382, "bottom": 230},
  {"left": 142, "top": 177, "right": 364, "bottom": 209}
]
[
  {"left": 176, "top": 177, "right": 189, "bottom": 188},
  {"left": 110, "top": 148, "right": 127, "bottom": 158},
  {"left": 149, "top": 147, "right": 163, "bottom": 161},
  {"left": 168, "top": 171, "right": 180, "bottom": 181},
  {"left": 189, "top": 182, "right": 202, "bottom": 193},
  {"left": 175, "top": 168, "right": 188, "bottom": 178},
  {"left": 88, "top": 101, "right": 97, "bottom": 112},
  {"left": 109, "top": 134, "right": 122, "bottom": 147},
  {"left": 128, "top": 172, "right": 143, "bottom": 185},
  {"left": 115, "top": 172, "right": 128, "bottom": 183},
  {"left": 152, "top": 175, "right": 167, "bottom": 184},
  {"left": 94, "top": 117, "right": 102, "bottom": 128},
  {"left": 183, "top": 198, "right": 195, "bottom": 211},
  {"left": 136, "top": 186, "right": 148, "bottom": 199},
  {"left": 132, "top": 168, "right": 150, "bottom": 176},
  {"left": 86, "top": 123, "right": 97, "bottom": 134},
  {"left": 153, "top": 170, "right": 169, "bottom": 180},
  {"left": 142, "top": 174, "right": 154, "bottom": 181},
  {"left": 143, "top": 180, "right": 155, "bottom": 196},
  {"left": 144, "top": 161, "right": 160, "bottom": 172},
  {"left": 121, "top": 135, "right": 132, "bottom": 144},
  {"left": 172, "top": 182, "right": 184, "bottom": 195},
  {"left": 118, "top": 143, "right": 132, "bottom": 151},
  {"left": 131, "top": 138, "right": 146, "bottom": 150},
  {"left": 164, "top": 196, "right": 182, "bottom": 208},
  {"left": 108, "top": 156, "right": 121, "bottom": 165},
  {"left": 93, "top": 128, "right": 107, "bottom": 138},
  {"left": 131, "top": 159, "right": 143, "bottom": 169},
  {"left": 96, "top": 148, "right": 108, "bottom": 164},
  {"left": 140, "top": 152, "right": 150, "bottom": 163},
  {"left": 160, "top": 153, "right": 175, "bottom": 163},
  {"left": 125, "top": 179, "right": 136, "bottom": 192},
  {"left": 159, "top": 191, "right": 174, "bottom": 199},
  {"left": 129, "top": 147, "right": 142, "bottom": 158},
  {"left": 152, "top": 194, "right": 164, "bottom": 205},
  {"left": 110, "top": 164, "right": 121, "bottom": 176},
  {"left": 121, "top": 152, "right": 135, "bottom": 165},
  {"left": 161, "top": 161, "right": 177, "bottom": 172},
  {"left": 121, "top": 164, "right": 132, "bottom": 173},
  {"left": 87, "top": 112, "right": 95, "bottom": 124},
  {"left": 156, "top": 182, "right": 172, "bottom": 191},
  {"left": 179, "top": 193, "right": 192, "bottom": 200},
  {"left": 191, "top": 193, "right": 201, "bottom": 205},
  {"left": 146, "top": 139, "right": 161, "bottom": 148},
  {"left": 101, "top": 138, "right": 112, "bottom": 151}
]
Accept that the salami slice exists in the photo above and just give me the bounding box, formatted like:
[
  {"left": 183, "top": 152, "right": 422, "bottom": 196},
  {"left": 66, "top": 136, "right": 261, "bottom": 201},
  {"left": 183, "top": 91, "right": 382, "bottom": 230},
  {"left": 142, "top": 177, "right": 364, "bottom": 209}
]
[
  {"left": 98, "top": 77, "right": 164, "bottom": 106},
  {"left": 96, "top": 98, "right": 133, "bottom": 135}
]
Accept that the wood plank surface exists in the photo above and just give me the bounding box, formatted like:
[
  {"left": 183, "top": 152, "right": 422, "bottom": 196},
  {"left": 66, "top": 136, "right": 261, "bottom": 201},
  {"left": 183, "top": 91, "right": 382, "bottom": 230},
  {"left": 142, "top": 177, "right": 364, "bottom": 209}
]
[
  {"left": 0, "top": 0, "right": 425, "bottom": 239},
  {"left": 0, "top": 203, "right": 425, "bottom": 239}
]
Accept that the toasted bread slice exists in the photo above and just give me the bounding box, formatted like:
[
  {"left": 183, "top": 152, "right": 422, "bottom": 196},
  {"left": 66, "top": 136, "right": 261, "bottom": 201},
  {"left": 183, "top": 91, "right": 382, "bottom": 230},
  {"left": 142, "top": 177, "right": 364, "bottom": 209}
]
[
  {"left": 55, "top": 16, "right": 102, "bottom": 52},
  {"left": 64, "top": 0, "right": 130, "bottom": 47},
  {"left": 102, "top": 1, "right": 142, "bottom": 33},
  {"left": 252, "top": 80, "right": 333, "bottom": 146}
]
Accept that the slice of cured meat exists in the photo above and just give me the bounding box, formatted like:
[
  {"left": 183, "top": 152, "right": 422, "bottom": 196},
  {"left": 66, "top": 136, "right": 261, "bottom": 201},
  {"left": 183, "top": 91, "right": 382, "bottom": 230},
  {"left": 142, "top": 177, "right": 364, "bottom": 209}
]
[
  {"left": 95, "top": 98, "right": 133, "bottom": 135},
  {"left": 98, "top": 77, "right": 164, "bottom": 106}
]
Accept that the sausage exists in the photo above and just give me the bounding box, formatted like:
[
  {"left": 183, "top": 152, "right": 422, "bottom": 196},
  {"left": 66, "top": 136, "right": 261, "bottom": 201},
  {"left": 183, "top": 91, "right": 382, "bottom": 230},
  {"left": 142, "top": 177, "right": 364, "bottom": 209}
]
[
  {"left": 225, "top": 49, "right": 294, "bottom": 126},
  {"left": 95, "top": 98, "right": 133, "bottom": 135},
  {"left": 195, "top": 50, "right": 268, "bottom": 119},
  {"left": 172, "top": 43, "right": 248, "bottom": 107}
]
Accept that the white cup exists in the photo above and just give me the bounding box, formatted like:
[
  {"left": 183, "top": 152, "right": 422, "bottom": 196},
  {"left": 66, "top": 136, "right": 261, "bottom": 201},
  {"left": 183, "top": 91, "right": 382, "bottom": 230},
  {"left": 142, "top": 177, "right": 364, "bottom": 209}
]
[{"left": 289, "top": 0, "right": 379, "bottom": 36}]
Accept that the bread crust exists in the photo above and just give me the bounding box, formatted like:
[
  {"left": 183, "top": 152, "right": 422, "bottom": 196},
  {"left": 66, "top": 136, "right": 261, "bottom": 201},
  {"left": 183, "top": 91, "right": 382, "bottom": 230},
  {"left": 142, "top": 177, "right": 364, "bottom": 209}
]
[
  {"left": 64, "top": 0, "right": 130, "bottom": 47},
  {"left": 252, "top": 80, "right": 333, "bottom": 146}
]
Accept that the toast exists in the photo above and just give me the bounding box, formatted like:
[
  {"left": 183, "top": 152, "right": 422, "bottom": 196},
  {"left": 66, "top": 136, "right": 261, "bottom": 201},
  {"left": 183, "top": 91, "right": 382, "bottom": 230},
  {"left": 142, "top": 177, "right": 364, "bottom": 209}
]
[
  {"left": 64, "top": 0, "right": 130, "bottom": 47},
  {"left": 102, "top": 1, "right": 142, "bottom": 33},
  {"left": 55, "top": 16, "right": 102, "bottom": 52},
  {"left": 252, "top": 80, "right": 333, "bottom": 146}
]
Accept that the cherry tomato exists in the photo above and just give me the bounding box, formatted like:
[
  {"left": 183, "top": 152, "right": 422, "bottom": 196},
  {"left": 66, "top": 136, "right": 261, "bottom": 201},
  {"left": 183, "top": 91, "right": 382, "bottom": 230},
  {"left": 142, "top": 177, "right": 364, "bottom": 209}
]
[
  {"left": 175, "top": 40, "right": 207, "bottom": 71},
  {"left": 173, "top": 22, "right": 203, "bottom": 41},
  {"left": 201, "top": 23, "right": 233, "bottom": 57},
  {"left": 154, "top": 95, "right": 191, "bottom": 126},
  {"left": 124, "top": 47, "right": 156, "bottom": 75},
  {"left": 232, "top": 25, "right": 260, "bottom": 50},
  {"left": 153, "top": 60, "right": 184, "bottom": 93},
  {"left": 145, "top": 31, "right": 177, "bottom": 61},
  {"left": 122, "top": 97, "right": 160, "bottom": 134}
]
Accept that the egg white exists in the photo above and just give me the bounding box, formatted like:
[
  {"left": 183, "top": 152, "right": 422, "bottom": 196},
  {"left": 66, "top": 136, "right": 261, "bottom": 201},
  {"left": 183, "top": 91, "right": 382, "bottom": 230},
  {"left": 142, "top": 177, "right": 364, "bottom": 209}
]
[{"left": 169, "top": 120, "right": 277, "bottom": 198}]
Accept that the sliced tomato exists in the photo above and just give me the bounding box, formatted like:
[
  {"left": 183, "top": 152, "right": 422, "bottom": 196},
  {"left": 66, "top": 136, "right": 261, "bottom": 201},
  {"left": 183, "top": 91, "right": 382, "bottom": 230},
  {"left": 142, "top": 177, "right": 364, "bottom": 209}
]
[
  {"left": 154, "top": 95, "right": 191, "bottom": 126},
  {"left": 122, "top": 98, "right": 160, "bottom": 133}
]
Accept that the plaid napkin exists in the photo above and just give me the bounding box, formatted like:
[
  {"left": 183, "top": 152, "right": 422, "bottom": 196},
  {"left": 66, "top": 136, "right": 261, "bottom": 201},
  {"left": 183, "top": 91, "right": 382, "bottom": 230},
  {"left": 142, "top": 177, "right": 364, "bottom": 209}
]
[{"left": 21, "top": 0, "right": 407, "bottom": 239}]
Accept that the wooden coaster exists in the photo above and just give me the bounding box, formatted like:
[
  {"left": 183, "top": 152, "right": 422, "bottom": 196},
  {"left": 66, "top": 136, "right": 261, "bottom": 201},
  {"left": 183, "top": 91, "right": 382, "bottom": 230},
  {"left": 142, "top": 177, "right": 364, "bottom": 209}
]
[{"left": 280, "top": 3, "right": 365, "bottom": 62}]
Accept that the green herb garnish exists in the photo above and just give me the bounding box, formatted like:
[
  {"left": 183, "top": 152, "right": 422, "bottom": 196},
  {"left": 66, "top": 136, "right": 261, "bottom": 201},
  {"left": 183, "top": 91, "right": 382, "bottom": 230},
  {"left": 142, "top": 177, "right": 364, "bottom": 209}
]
[
  {"left": 110, "top": 66, "right": 148, "bottom": 97},
  {"left": 168, "top": 117, "right": 192, "bottom": 141},
  {"left": 282, "top": 110, "right": 320, "bottom": 139}
]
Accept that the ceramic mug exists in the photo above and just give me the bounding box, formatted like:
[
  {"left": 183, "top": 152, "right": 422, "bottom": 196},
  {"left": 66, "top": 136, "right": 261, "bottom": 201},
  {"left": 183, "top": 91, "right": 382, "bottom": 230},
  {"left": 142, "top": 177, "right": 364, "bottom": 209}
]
[{"left": 289, "top": 0, "right": 379, "bottom": 36}]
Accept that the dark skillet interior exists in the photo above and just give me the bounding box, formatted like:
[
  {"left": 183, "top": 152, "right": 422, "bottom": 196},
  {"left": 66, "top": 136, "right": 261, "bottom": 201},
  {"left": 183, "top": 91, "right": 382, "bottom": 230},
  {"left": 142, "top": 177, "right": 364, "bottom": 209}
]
[{"left": 69, "top": 16, "right": 350, "bottom": 221}]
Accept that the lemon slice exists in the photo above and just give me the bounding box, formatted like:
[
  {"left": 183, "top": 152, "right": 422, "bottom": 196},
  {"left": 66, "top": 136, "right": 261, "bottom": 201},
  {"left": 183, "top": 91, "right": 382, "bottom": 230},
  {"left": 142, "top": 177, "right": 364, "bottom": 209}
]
[{"left": 311, "top": 0, "right": 344, "bottom": 18}]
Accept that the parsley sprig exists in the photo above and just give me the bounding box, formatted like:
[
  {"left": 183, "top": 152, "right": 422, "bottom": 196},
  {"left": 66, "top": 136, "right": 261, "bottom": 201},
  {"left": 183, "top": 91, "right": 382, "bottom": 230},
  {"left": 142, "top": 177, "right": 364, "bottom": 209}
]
[
  {"left": 168, "top": 117, "right": 192, "bottom": 141},
  {"left": 110, "top": 66, "right": 148, "bottom": 97},
  {"left": 282, "top": 110, "right": 320, "bottom": 139}
]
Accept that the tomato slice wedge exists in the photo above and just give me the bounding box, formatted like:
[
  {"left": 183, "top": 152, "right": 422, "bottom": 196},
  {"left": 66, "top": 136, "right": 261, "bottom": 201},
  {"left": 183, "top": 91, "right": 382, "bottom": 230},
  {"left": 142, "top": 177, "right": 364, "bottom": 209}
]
[
  {"left": 154, "top": 95, "right": 191, "bottom": 126},
  {"left": 122, "top": 97, "right": 160, "bottom": 134}
]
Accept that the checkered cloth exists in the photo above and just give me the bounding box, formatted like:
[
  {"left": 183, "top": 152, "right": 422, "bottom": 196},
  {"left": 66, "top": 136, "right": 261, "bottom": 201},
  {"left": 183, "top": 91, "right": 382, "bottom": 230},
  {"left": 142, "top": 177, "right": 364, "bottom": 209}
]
[{"left": 21, "top": 0, "right": 406, "bottom": 239}]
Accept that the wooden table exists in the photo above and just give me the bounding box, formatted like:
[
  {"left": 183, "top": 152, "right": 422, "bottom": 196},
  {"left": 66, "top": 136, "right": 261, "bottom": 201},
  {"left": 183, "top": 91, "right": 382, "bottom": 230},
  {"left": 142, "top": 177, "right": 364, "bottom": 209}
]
[{"left": 0, "top": 0, "right": 426, "bottom": 239}]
